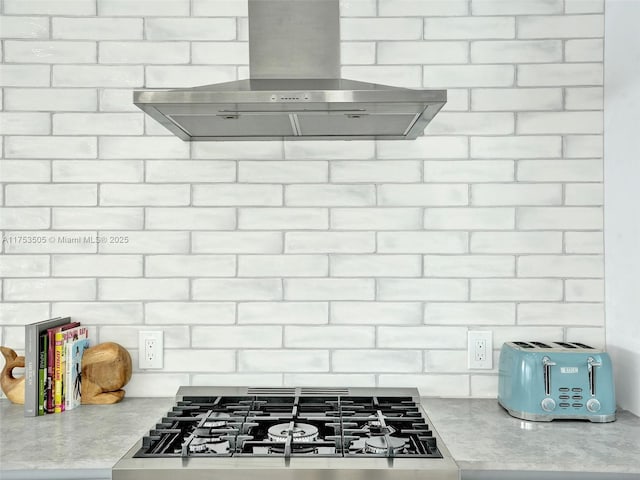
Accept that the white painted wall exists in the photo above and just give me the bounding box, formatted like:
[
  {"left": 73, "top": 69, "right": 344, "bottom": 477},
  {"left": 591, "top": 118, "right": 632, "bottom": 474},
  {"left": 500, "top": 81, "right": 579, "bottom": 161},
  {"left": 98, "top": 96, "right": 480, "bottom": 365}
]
[{"left": 604, "top": 0, "right": 640, "bottom": 416}]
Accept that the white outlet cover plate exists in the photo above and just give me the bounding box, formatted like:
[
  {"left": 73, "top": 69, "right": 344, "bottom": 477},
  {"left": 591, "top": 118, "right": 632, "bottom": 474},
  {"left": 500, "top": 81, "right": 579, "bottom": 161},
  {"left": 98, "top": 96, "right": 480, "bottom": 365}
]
[
  {"left": 468, "top": 330, "right": 493, "bottom": 369},
  {"left": 139, "top": 330, "right": 164, "bottom": 369}
]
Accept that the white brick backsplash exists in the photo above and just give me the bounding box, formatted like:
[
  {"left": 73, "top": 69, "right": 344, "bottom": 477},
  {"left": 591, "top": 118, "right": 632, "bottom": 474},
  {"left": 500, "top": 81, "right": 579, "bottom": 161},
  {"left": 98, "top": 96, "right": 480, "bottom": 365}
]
[
  {"left": 343, "top": 66, "right": 422, "bottom": 88},
  {"left": 565, "top": 279, "right": 604, "bottom": 302},
  {"left": 239, "top": 208, "right": 328, "bottom": 230},
  {"left": 4, "top": 88, "right": 97, "bottom": 111},
  {"left": 146, "top": 255, "right": 235, "bottom": 277},
  {"left": 565, "top": 0, "right": 604, "bottom": 14},
  {"left": 564, "top": 136, "right": 603, "bottom": 158},
  {"left": 378, "top": 279, "right": 468, "bottom": 301},
  {"left": 99, "top": 89, "right": 139, "bottom": 112},
  {"left": 470, "top": 375, "right": 498, "bottom": 397},
  {"left": 53, "top": 66, "right": 143, "bottom": 87},
  {"left": 192, "top": 42, "right": 248, "bottom": 64},
  {"left": 193, "top": 279, "right": 282, "bottom": 301},
  {"left": 518, "top": 64, "right": 603, "bottom": 86},
  {"left": 146, "top": 208, "right": 235, "bottom": 230},
  {"left": 380, "top": 0, "right": 468, "bottom": 16},
  {"left": 518, "top": 255, "right": 603, "bottom": 278},
  {"left": 378, "top": 41, "right": 468, "bottom": 64},
  {"left": 341, "top": 42, "right": 375, "bottom": 64},
  {"left": 148, "top": 303, "right": 235, "bottom": 326},
  {"left": 192, "top": 232, "right": 282, "bottom": 253},
  {"left": 164, "top": 350, "right": 235, "bottom": 372},
  {"left": 52, "top": 254, "right": 142, "bottom": 277},
  {"left": 285, "top": 279, "right": 374, "bottom": 300},
  {"left": 424, "top": 65, "right": 514, "bottom": 88},
  {"left": 0, "top": 113, "right": 50, "bottom": 135},
  {"left": 239, "top": 350, "right": 329, "bottom": 373},
  {"left": 193, "top": 373, "right": 283, "bottom": 386},
  {"left": 565, "top": 327, "right": 605, "bottom": 348},
  {"left": 285, "top": 185, "right": 375, "bottom": 207},
  {"left": 144, "top": 18, "right": 236, "bottom": 40},
  {"left": 0, "top": 209, "right": 50, "bottom": 229},
  {"left": 145, "top": 65, "right": 236, "bottom": 88},
  {"left": 0, "top": 16, "right": 49, "bottom": 38},
  {"left": 428, "top": 112, "right": 515, "bottom": 135},
  {"left": 238, "top": 255, "right": 328, "bottom": 277},
  {"left": 286, "top": 141, "right": 375, "bottom": 160},
  {"left": 380, "top": 374, "right": 470, "bottom": 397},
  {"left": 4, "top": 0, "right": 96, "bottom": 15},
  {"left": 5, "top": 279, "right": 96, "bottom": 301},
  {"left": 53, "top": 160, "right": 143, "bottom": 183},
  {"left": 425, "top": 302, "right": 515, "bottom": 325},
  {"left": 285, "top": 326, "right": 374, "bottom": 348},
  {"left": 98, "top": 231, "right": 189, "bottom": 254},
  {"left": 331, "top": 208, "right": 423, "bottom": 230},
  {"left": 378, "top": 136, "right": 469, "bottom": 159},
  {"left": 517, "top": 15, "right": 603, "bottom": 39},
  {"left": 98, "top": 0, "right": 189, "bottom": 16},
  {"left": 379, "top": 184, "right": 468, "bottom": 207},
  {"left": 0, "top": 303, "right": 50, "bottom": 325},
  {"left": 342, "top": 18, "right": 422, "bottom": 40},
  {"left": 379, "top": 326, "right": 467, "bottom": 348},
  {"left": 425, "top": 255, "right": 515, "bottom": 277},
  {"left": 331, "top": 255, "right": 422, "bottom": 277},
  {"left": 192, "top": 326, "right": 282, "bottom": 348},
  {"left": 472, "top": 40, "right": 561, "bottom": 64},
  {"left": 472, "top": 88, "right": 562, "bottom": 111},
  {"left": 5, "top": 136, "right": 97, "bottom": 159},
  {"left": 284, "top": 374, "right": 375, "bottom": 387},
  {"left": 472, "top": 0, "right": 562, "bottom": 15},
  {"left": 100, "top": 136, "right": 189, "bottom": 159},
  {"left": 101, "top": 325, "right": 189, "bottom": 348},
  {"left": 492, "top": 326, "right": 565, "bottom": 348},
  {"left": 6, "top": 184, "right": 96, "bottom": 206},
  {"left": 194, "top": 142, "right": 283, "bottom": 160},
  {"left": 425, "top": 161, "right": 514, "bottom": 182},
  {"left": 53, "top": 113, "right": 143, "bottom": 135},
  {"left": 565, "top": 184, "right": 603, "bottom": 206},
  {"left": 472, "top": 184, "right": 562, "bottom": 206},
  {"left": 5, "top": 41, "right": 95, "bottom": 64},
  {"left": 331, "top": 161, "right": 420, "bottom": 183},
  {"left": 147, "top": 161, "right": 235, "bottom": 183},
  {"left": 239, "top": 302, "right": 328, "bottom": 325},
  {"left": 100, "top": 278, "right": 188, "bottom": 300},
  {"left": 424, "top": 16, "right": 514, "bottom": 39},
  {"left": 378, "top": 232, "right": 468, "bottom": 253},
  {"left": 565, "top": 232, "right": 603, "bottom": 254},
  {"left": 99, "top": 42, "right": 189, "bottom": 64},
  {"left": 471, "top": 232, "right": 562, "bottom": 253},
  {"left": 472, "top": 279, "right": 563, "bottom": 301},
  {"left": 566, "top": 87, "right": 603, "bottom": 110},
  {"left": 53, "top": 207, "right": 143, "bottom": 229},
  {"left": 518, "top": 303, "right": 604, "bottom": 325},
  {"left": 239, "top": 161, "right": 327, "bottom": 183},
  {"left": 425, "top": 350, "right": 469, "bottom": 373},
  {"left": 518, "top": 207, "right": 602, "bottom": 230},
  {"left": 53, "top": 18, "right": 143, "bottom": 40},
  {"left": 333, "top": 350, "right": 422, "bottom": 373},
  {"left": 192, "top": 0, "right": 248, "bottom": 16},
  {"left": 518, "top": 112, "right": 602, "bottom": 135},
  {"left": 471, "top": 136, "right": 561, "bottom": 159},
  {"left": 285, "top": 232, "right": 375, "bottom": 253},
  {"left": 565, "top": 39, "right": 603, "bottom": 62},
  {"left": 123, "top": 374, "right": 189, "bottom": 396},
  {"left": 0, "top": 255, "right": 49, "bottom": 277},
  {"left": 53, "top": 302, "right": 142, "bottom": 325},
  {"left": 0, "top": 161, "right": 50, "bottom": 182},
  {"left": 518, "top": 160, "right": 602, "bottom": 182},
  {"left": 100, "top": 185, "right": 190, "bottom": 206},
  {"left": 340, "top": 0, "right": 376, "bottom": 16},
  {"left": 424, "top": 207, "right": 515, "bottom": 229},
  {"left": 0, "top": 65, "right": 50, "bottom": 87},
  {"left": 3, "top": 231, "right": 97, "bottom": 254},
  {"left": 331, "top": 302, "right": 422, "bottom": 325}
]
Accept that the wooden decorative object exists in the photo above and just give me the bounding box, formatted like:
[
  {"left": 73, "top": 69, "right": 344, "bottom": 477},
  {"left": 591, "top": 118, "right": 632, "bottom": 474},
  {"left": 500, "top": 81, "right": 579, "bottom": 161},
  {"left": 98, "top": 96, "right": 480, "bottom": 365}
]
[
  {"left": 0, "top": 347, "right": 25, "bottom": 405},
  {"left": 81, "top": 342, "right": 132, "bottom": 405}
]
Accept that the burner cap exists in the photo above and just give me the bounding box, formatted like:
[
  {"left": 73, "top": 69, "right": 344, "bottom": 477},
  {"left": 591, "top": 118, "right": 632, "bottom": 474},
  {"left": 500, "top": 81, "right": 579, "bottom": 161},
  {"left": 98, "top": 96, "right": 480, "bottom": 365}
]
[
  {"left": 364, "top": 436, "right": 406, "bottom": 454},
  {"left": 267, "top": 423, "right": 319, "bottom": 443}
]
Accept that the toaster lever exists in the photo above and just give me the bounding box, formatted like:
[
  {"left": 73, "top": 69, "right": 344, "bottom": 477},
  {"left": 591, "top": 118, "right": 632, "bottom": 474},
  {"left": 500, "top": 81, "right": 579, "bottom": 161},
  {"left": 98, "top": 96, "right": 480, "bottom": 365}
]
[
  {"left": 542, "top": 357, "right": 556, "bottom": 395},
  {"left": 587, "top": 357, "right": 601, "bottom": 396}
]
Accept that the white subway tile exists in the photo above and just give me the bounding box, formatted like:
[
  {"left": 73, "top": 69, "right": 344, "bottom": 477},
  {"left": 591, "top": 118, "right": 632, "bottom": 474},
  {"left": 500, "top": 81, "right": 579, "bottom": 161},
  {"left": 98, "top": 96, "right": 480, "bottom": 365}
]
[
  {"left": 239, "top": 208, "right": 328, "bottom": 230},
  {"left": 52, "top": 254, "right": 141, "bottom": 277},
  {"left": 2, "top": 230, "right": 99, "bottom": 253},
  {"left": 285, "top": 140, "right": 374, "bottom": 160},
  {"left": 378, "top": 136, "right": 469, "bottom": 159},
  {"left": 0, "top": 255, "right": 49, "bottom": 277},
  {"left": 472, "top": 184, "right": 562, "bottom": 206},
  {"left": 518, "top": 302, "right": 603, "bottom": 325},
  {"left": 378, "top": 232, "right": 468, "bottom": 253},
  {"left": 472, "top": 279, "right": 563, "bottom": 301},
  {"left": 53, "top": 207, "right": 143, "bottom": 229},
  {"left": 4, "top": 88, "right": 97, "bottom": 111},
  {"left": 470, "top": 375, "right": 498, "bottom": 397},
  {"left": 53, "top": 160, "right": 143, "bottom": 183},
  {"left": 381, "top": 0, "right": 468, "bottom": 15},
  {"left": 145, "top": 65, "right": 236, "bottom": 88},
  {"left": 146, "top": 255, "right": 235, "bottom": 277},
  {"left": 518, "top": 159, "right": 602, "bottom": 181},
  {"left": 341, "top": 42, "right": 376, "bottom": 64},
  {"left": 378, "top": 41, "right": 468, "bottom": 64},
  {"left": 472, "top": 88, "right": 562, "bottom": 111},
  {"left": 192, "top": 42, "right": 248, "bottom": 64},
  {"left": 193, "top": 279, "right": 283, "bottom": 301},
  {"left": 331, "top": 255, "right": 422, "bottom": 277},
  {"left": 491, "top": 326, "right": 564, "bottom": 348},
  {"left": 424, "top": 160, "right": 514, "bottom": 182},
  {"left": 144, "top": 18, "right": 236, "bottom": 40},
  {"left": 192, "top": 326, "right": 282, "bottom": 348},
  {"left": 0, "top": 113, "right": 50, "bottom": 135},
  {"left": 565, "top": 327, "right": 604, "bottom": 348},
  {"left": 239, "top": 350, "right": 329, "bottom": 373},
  {"left": 471, "top": 232, "right": 562, "bottom": 253},
  {"left": 565, "top": 39, "right": 603, "bottom": 62},
  {"left": 424, "top": 65, "right": 514, "bottom": 88},
  {"left": 378, "top": 326, "right": 467, "bottom": 348},
  {"left": 424, "top": 207, "right": 515, "bottom": 230},
  {"left": 0, "top": 208, "right": 50, "bottom": 229},
  {"left": 146, "top": 208, "right": 236, "bottom": 230},
  {"left": 192, "top": 0, "right": 248, "bottom": 16},
  {"left": 239, "top": 161, "right": 327, "bottom": 183},
  {"left": 424, "top": 16, "right": 514, "bottom": 39},
  {"left": 98, "top": 231, "right": 189, "bottom": 254},
  {"left": 441, "top": 89, "right": 470, "bottom": 111},
  {"left": 164, "top": 350, "right": 235, "bottom": 372},
  {"left": 380, "top": 374, "right": 470, "bottom": 396},
  {"left": 565, "top": 184, "right": 603, "bottom": 206},
  {"left": 5, "top": 279, "right": 96, "bottom": 301},
  {"left": 99, "top": 89, "right": 138, "bottom": 112},
  {"left": 53, "top": 18, "right": 143, "bottom": 40},
  {"left": 99, "top": 278, "right": 188, "bottom": 300},
  {"left": 99, "top": 41, "right": 189, "bottom": 64},
  {"left": 566, "top": 279, "right": 603, "bottom": 301},
  {"left": 517, "top": 15, "right": 603, "bottom": 39},
  {"left": 0, "top": 303, "right": 50, "bottom": 325},
  {"left": 4, "top": 41, "right": 95, "bottom": 64},
  {"left": 340, "top": 0, "right": 376, "bottom": 16},
  {"left": 285, "top": 326, "right": 374, "bottom": 348},
  {"left": 100, "top": 185, "right": 189, "bottom": 206},
  {"left": 101, "top": 325, "right": 189, "bottom": 348},
  {"left": 53, "top": 66, "right": 143, "bottom": 87},
  {"left": 343, "top": 66, "right": 422, "bottom": 88},
  {"left": 427, "top": 112, "right": 515, "bottom": 135},
  {"left": 333, "top": 350, "right": 422, "bottom": 373},
  {"left": 425, "top": 350, "right": 469, "bottom": 373},
  {"left": 193, "top": 141, "right": 283, "bottom": 160},
  {"left": 565, "top": 232, "right": 603, "bottom": 254},
  {"left": 378, "top": 279, "right": 468, "bottom": 301},
  {"left": 238, "top": 255, "right": 328, "bottom": 277},
  {"left": 341, "top": 18, "right": 422, "bottom": 40},
  {"left": 518, "top": 112, "right": 602, "bottom": 134},
  {"left": 99, "top": 136, "right": 189, "bottom": 159},
  {"left": 379, "top": 184, "right": 468, "bottom": 206},
  {"left": 565, "top": 0, "right": 603, "bottom": 13},
  {"left": 53, "top": 113, "right": 143, "bottom": 135},
  {"left": 331, "top": 208, "right": 423, "bottom": 231},
  {"left": 239, "top": 302, "right": 328, "bottom": 325},
  {"left": 518, "top": 64, "right": 603, "bottom": 86},
  {"left": 123, "top": 374, "right": 190, "bottom": 396},
  {"left": 425, "top": 302, "right": 515, "bottom": 325},
  {"left": 565, "top": 87, "right": 603, "bottom": 110},
  {"left": 6, "top": 184, "right": 96, "bottom": 206},
  {"left": 285, "top": 232, "right": 375, "bottom": 253},
  {"left": 98, "top": 0, "right": 189, "bottom": 16},
  {"left": 145, "top": 302, "right": 235, "bottom": 325},
  {"left": 517, "top": 206, "right": 602, "bottom": 230},
  {"left": 0, "top": 65, "right": 50, "bottom": 87},
  {"left": 0, "top": 16, "right": 49, "bottom": 38},
  {"left": 425, "top": 255, "right": 515, "bottom": 277},
  {"left": 331, "top": 302, "right": 422, "bottom": 325},
  {"left": 5, "top": 136, "right": 97, "bottom": 159},
  {"left": 471, "top": 136, "right": 561, "bottom": 158},
  {"left": 472, "top": 0, "right": 563, "bottom": 15},
  {"left": 53, "top": 302, "right": 142, "bottom": 325},
  {"left": 285, "top": 185, "right": 375, "bottom": 207},
  {"left": 284, "top": 374, "right": 375, "bottom": 387},
  {"left": 518, "top": 255, "right": 603, "bottom": 278},
  {"left": 192, "top": 232, "right": 282, "bottom": 253},
  {"left": 4, "top": 0, "right": 96, "bottom": 15},
  {"left": 563, "top": 136, "right": 603, "bottom": 158},
  {"left": 193, "top": 373, "right": 283, "bottom": 386},
  {"left": 285, "top": 279, "right": 374, "bottom": 300},
  {"left": 0, "top": 161, "right": 50, "bottom": 182},
  {"left": 197, "top": 184, "right": 281, "bottom": 206},
  {"left": 147, "top": 161, "right": 235, "bottom": 183},
  {"left": 331, "top": 161, "right": 421, "bottom": 183},
  {"left": 472, "top": 40, "right": 561, "bottom": 63}
]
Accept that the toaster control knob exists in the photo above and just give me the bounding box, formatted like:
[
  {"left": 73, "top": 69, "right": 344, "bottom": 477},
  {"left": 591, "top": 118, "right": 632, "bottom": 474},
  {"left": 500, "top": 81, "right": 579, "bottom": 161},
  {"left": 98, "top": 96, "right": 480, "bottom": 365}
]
[
  {"left": 586, "top": 398, "right": 601, "bottom": 412},
  {"left": 541, "top": 397, "right": 556, "bottom": 412}
]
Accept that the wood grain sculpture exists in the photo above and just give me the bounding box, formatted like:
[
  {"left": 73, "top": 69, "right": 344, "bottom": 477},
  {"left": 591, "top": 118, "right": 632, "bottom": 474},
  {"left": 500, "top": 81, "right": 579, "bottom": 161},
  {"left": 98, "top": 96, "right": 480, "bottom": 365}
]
[
  {"left": 81, "top": 342, "right": 132, "bottom": 405},
  {"left": 0, "top": 346, "right": 25, "bottom": 405}
]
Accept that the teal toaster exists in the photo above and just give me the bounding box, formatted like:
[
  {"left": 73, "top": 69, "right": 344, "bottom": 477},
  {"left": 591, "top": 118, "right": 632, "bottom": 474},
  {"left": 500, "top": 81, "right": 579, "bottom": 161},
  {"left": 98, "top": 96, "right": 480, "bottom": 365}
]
[{"left": 498, "top": 341, "right": 616, "bottom": 422}]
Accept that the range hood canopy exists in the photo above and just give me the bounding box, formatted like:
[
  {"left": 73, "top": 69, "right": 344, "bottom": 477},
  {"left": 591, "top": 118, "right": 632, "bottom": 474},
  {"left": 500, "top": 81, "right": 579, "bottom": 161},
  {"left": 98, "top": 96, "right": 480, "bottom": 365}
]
[{"left": 134, "top": 0, "right": 447, "bottom": 141}]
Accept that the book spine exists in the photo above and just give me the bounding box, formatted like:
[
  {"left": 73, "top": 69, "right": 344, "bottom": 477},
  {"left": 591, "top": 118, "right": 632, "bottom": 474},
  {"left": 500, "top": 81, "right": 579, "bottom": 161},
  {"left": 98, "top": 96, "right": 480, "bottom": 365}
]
[
  {"left": 53, "top": 332, "right": 64, "bottom": 413},
  {"left": 23, "top": 323, "right": 38, "bottom": 417},
  {"left": 64, "top": 340, "right": 74, "bottom": 411},
  {"left": 38, "top": 334, "right": 47, "bottom": 416},
  {"left": 46, "top": 329, "right": 56, "bottom": 413}
]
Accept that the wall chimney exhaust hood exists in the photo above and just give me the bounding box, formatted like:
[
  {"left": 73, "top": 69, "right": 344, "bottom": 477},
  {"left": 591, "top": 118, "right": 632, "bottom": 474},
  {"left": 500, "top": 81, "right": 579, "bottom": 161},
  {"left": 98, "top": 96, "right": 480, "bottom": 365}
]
[{"left": 133, "top": 0, "right": 447, "bottom": 141}]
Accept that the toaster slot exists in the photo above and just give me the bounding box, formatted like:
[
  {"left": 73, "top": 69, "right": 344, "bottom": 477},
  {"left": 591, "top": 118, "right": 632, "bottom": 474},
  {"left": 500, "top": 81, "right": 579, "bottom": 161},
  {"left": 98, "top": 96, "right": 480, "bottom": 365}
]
[
  {"left": 542, "top": 356, "right": 556, "bottom": 396},
  {"left": 587, "top": 357, "right": 601, "bottom": 396}
]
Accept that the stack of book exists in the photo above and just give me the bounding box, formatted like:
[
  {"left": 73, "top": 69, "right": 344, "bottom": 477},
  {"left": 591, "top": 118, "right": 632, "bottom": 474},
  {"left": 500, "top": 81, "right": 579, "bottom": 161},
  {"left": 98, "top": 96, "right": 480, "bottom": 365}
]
[{"left": 24, "top": 316, "right": 91, "bottom": 417}]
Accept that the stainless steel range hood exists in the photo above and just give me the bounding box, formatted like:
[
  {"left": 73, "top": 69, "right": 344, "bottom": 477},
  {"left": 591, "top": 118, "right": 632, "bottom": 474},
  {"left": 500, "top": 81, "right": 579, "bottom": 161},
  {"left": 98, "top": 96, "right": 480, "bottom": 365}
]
[{"left": 134, "top": 0, "right": 447, "bottom": 141}]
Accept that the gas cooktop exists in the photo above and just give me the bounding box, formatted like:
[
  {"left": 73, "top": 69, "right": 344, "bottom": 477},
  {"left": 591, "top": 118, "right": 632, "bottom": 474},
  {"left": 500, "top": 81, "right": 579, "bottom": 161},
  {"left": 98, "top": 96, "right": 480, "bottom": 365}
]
[{"left": 113, "top": 386, "right": 459, "bottom": 480}]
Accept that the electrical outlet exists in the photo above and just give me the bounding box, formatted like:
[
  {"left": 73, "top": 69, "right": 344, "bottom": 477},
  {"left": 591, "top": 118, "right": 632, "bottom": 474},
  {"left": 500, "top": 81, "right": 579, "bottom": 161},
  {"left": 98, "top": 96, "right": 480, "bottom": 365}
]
[
  {"left": 139, "top": 331, "right": 163, "bottom": 369},
  {"left": 468, "top": 331, "right": 492, "bottom": 369}
]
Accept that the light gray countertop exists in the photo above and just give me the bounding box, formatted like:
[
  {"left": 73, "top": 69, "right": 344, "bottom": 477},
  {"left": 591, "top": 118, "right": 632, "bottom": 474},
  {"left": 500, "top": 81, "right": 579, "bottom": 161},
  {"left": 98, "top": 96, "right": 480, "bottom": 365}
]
[{"left": 1, "top": 397, "right": 639, "bottom": 479}]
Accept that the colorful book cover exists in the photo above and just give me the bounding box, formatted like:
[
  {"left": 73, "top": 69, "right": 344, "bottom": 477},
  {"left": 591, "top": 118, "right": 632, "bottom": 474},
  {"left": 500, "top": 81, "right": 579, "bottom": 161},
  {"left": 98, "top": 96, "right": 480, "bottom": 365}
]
[
  {"left": 62, "top": 327, "right": 88, "bottom": 411},
  {"left": 65, "top": 339, "right": 90, "bottom": 411},
  {"left": 37, "top": 333, "right": 47, "bottom": 416},
  {"left": 51, "top": 322, "right": 80, "bottom": 413}
]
